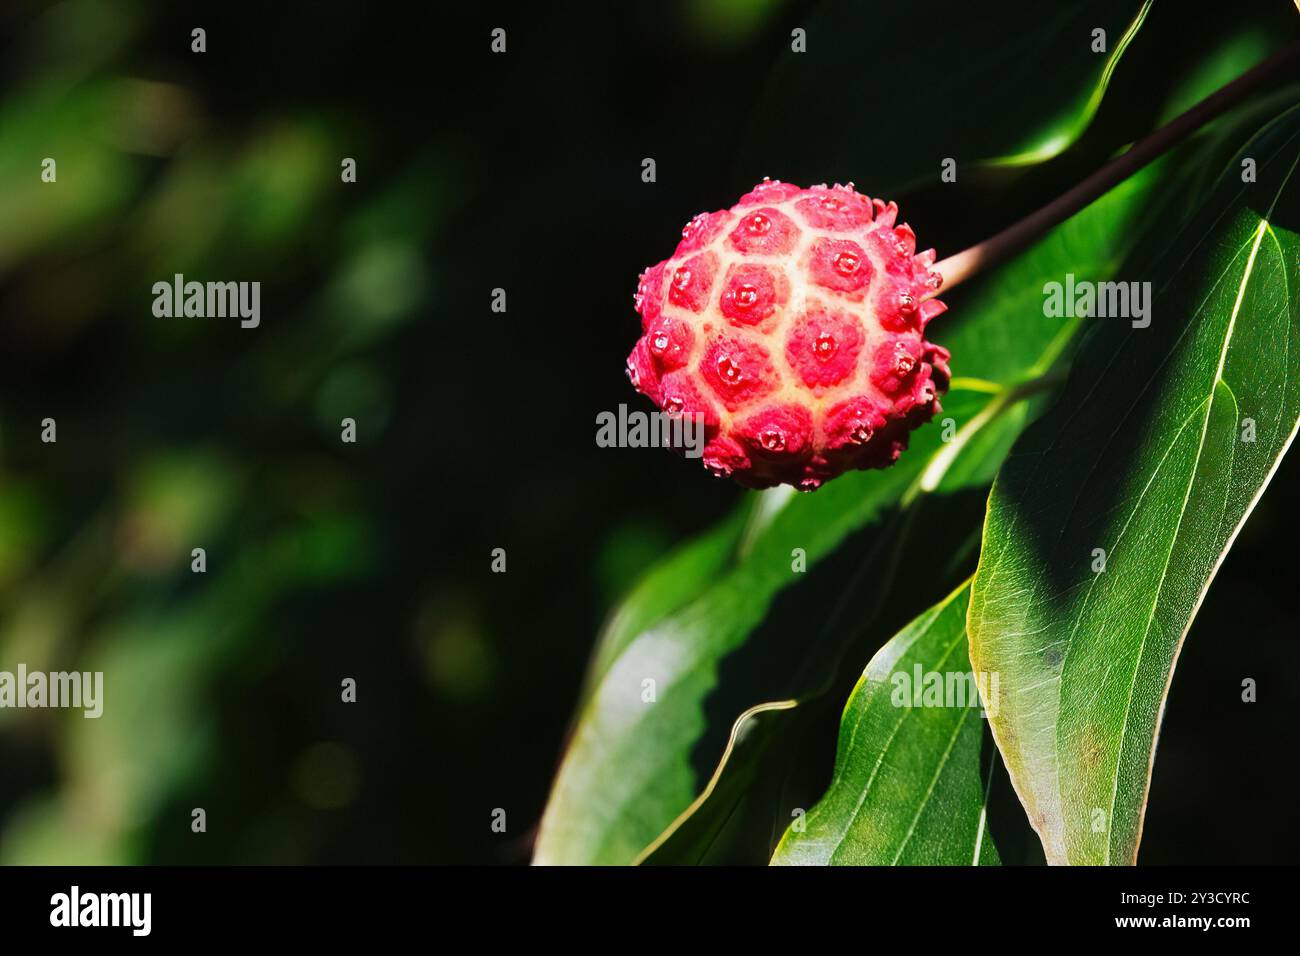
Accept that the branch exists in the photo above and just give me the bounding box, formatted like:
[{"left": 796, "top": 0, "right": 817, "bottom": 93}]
[{"left": 933, "top": 39, "right": 1300, "bottom": 292}]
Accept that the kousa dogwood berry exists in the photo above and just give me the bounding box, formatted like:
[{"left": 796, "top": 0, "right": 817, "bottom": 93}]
[{"left": 626, "top": 179, "right": 951, "bottom": 491}]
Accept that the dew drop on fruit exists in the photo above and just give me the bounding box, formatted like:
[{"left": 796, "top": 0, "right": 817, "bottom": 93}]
[
  {"left": 652, "top": 333, "right": 669, "bottom": 351},
  {"left": 735, "top": 285, "right": 758, "bottom": 309},
  {"left": 850, "top": 422, "right": 872, "bottom": 444},
  {"left": 926, "top": 272, "right": 943, "bottom": 290},
  {"left": 704, "top": 459, "right": 733, "bottom": 478},
  {"left": 898, "top": 293, "right": 916, "bottom": 313},
  {"left": 760, "top": 429, "right": 786, "bottom": 452},
  {"left": 833, "top": 251, "right": 860, "bottom": 276},
  {"left": 746, "top": 213, "right": 771, "bottom": 236},
  {"left": 717, "top": 355, "right": 744, "bottom": 385},
  {"left": 814, "top": 332, "right": 837, "bottom": 360},
  {"left": 673, "top": 267, "right": 692, "bottom": 290},
  {"left": 664, "top": 395, "right": 685, "bottom": 416}
]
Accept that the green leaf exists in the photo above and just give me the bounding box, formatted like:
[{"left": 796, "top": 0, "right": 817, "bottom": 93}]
[
  {"left": 739, "top": 0, "right": 1151, "bottom": 193},
  {"left": 582, "top": 508, "right": 748, "bottom": 695},
  {"left": 967, "top": 107, "right": 1300, "bottom": 865},
  {"left": 771, "top": 582, "right": 1010, "bottom": 865},
  {"left": 633, "top": 397, "right": 1030, "bottom": 865},
  {"left": 534, "top": 435, "right": 937, "bottom": 865}
]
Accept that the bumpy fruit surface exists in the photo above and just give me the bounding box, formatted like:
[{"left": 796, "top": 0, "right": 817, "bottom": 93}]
[{"left": 626, "top": 179, "right": 951, "bottom": 491}]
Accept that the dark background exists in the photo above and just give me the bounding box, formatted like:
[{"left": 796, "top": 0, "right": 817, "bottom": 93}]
[{"left": 0, "top": 0, "right": 1294, "bottom": 864}]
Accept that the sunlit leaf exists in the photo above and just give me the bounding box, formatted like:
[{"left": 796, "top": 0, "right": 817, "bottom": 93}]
[
  {"left": 771, "top": 582, "right": 1009, "bottom": 866},
  {"left": 968, "top": 106, "right": 1300, "bottom": 865}
]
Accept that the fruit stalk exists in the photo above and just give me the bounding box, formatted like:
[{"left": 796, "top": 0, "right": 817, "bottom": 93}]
[{"left": 934, "top": 38, "right": 1300, "bottom": 292}]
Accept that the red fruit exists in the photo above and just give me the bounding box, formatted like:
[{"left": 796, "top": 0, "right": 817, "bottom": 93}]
[
  {"left": 807, "top": 238, "right": 873, "bottom": 298},
  {"left": 667, "top": 252, "right": 718, "bottom": 313},
  {"left": 658, "top": 371, "right": 720, "bottom": 429},
  {"left": 646, "top": 315, "right": 694, "bottom": 371},
  {"left": 634, "top": 263, "right": 666, "bottom": 329},
  {"left": 625, "top": 179, "right": 950, "bottom": 490},
  {"left": 699, "top": 335, "right": 777, "bottom": 411},
  {"left": 675, "top": 210, "right": 731, "bottom": 256},
  {"left": 869, "top": 335, "right": 923, "bottom": 397},
  {"left": 795, "top": 187, "right": 875, "bottom": 231},
  {"left": 625, "top": 338, "right": 661, "bottom": 403},
  {"left": 719, "top": 262, "right": 790, "bottom": 329},
  {"left": 736, "top": 403, "right": 814, "bottom": 460},
  {"left": 727, "top": 208, "right": 800, "bottom": 256},
  {"left": 784, "top": 304, "right": 864, "bottom": 390}
]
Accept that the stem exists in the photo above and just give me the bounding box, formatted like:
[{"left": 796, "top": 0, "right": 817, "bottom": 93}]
[{"left": 933, "top": 39, "right": 1300, "bottom": 292}]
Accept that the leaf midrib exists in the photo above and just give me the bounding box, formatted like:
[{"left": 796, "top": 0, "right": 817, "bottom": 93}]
[
  {"left": 1105, "top": 147, "right": 1300, "bottom": 862},
  {"left": 830, "top": 610, "right": 969, "bottom": 864},
  {"left": 1048, "top": 234, "right": 1252, "bottom": 863}
]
